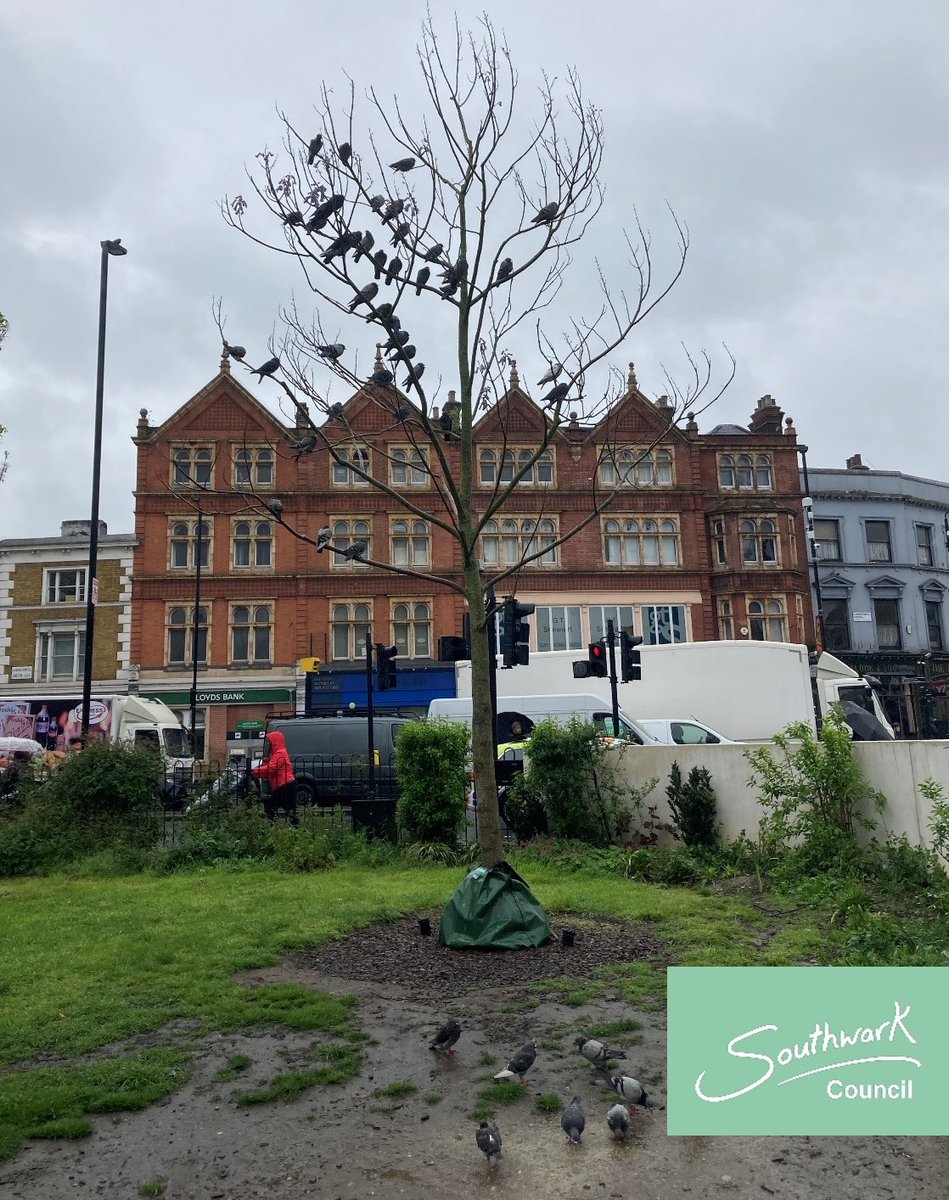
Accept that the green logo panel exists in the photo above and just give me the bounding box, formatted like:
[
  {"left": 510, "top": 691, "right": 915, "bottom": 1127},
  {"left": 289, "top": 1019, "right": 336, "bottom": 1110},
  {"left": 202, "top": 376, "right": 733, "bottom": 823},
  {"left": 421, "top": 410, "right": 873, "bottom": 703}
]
[{"left": 667, "top": 967, "right": 949, "bottom": 1135}]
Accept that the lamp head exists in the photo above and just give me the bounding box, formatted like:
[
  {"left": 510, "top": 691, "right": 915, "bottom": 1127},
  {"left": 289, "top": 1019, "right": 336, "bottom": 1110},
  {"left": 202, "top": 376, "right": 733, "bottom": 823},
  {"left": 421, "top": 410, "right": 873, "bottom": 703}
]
[{"left": 101, "top": 238, "right": 128, "bottom": 256}]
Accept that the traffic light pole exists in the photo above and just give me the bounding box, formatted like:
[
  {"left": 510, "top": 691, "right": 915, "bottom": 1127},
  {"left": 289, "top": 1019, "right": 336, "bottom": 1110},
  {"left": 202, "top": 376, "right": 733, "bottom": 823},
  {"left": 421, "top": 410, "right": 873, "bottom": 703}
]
[
  {"left": 487, "top": 588, "right": 499, "bottom": 762},
  {"left": 606, "top": 619, "right": 621, "bottom": 737},
  {"left": 365, "top": 632, "right": 375, "bottom": 796}
]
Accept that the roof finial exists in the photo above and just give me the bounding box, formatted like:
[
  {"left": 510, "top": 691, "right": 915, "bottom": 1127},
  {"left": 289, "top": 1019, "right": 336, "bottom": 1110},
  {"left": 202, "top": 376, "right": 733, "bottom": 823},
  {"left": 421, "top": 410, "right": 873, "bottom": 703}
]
[
  {"left": 628, "top": 362, "right": 638, "bottom": 390},
  {"left": 686, "top": 411, "right": 698, "bottom": 433},
  {"left": 375, "top": 343, "right": 385, "bottom": 370},
  {"left": 220, "top": 351, "right": 231, "bottom": 375},
  {"left": 509, "top": 362, "right": 520, "bottom": 389}
]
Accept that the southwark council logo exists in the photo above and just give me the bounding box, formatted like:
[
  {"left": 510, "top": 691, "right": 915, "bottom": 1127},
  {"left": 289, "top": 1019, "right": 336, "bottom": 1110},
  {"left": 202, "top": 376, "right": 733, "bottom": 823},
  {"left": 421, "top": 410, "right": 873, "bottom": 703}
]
[{"left": 667, "top": 968, "right": 949, "bottom": 1135}]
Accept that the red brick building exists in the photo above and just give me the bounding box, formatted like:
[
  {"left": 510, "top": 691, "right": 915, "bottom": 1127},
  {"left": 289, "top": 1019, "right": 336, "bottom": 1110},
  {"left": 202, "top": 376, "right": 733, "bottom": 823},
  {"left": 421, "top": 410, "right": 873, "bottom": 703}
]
[{"left": 130, "top": 355, "right": 812, "bottom": 761}]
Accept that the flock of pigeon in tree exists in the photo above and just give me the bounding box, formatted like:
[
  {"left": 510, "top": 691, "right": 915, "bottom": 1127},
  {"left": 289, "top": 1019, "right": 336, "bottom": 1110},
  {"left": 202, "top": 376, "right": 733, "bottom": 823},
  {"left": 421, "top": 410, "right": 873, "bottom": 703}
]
[
  {"left": 427, "top": 1019, "right": 651, "bottom": 1166},
  {"left": 225, "top": 133, "right": 575, "bottom": 447}
]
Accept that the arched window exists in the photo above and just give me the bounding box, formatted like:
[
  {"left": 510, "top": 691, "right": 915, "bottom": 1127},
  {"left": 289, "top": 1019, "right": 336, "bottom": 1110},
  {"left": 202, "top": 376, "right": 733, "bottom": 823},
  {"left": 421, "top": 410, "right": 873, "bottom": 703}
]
[
  {"left": 167, "top": 605, "right": 207, "bottom": 665},
  {"left": 231, "top": 604, "right": 272, "bottom": 663},
  {"left": 748, "top": 598, "right": 787, "bottom": 641},
  {"left": 232, "top": 520, "right": 273, "bottom": 569},
  {"left": 391, "top": 519, "right": 430, "bottom": 566},
  {"left": 603, "top": 517, "right": 680, "bottom": 566},
  {"left": 741, "top": 518, "right": 778, "bottom": 564},
  {"left": 718, "top": 454, "right": 736, "bottom": 489},
  {"left": 331, "top": 602, "right": 372, "bottom": 660},
  {"left": 392, "top": 601, "right": 432, "bottom": 658},
  {"left": 331, "top": 519, "right": 371, "bottom": 567}
]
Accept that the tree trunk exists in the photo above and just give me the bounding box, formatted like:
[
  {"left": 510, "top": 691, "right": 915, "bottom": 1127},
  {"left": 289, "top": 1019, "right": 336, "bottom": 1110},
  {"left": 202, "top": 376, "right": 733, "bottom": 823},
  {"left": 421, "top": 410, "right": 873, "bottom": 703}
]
[{"left": 465, "top": 570, "right": 504, "bottom": 865}]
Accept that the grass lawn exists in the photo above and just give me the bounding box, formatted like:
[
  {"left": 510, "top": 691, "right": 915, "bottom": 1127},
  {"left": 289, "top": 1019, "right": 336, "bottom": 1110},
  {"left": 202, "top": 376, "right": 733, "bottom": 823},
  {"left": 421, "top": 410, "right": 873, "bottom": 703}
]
[{"left": 0, "top": 861, "right": 822, "bottom": 1162}]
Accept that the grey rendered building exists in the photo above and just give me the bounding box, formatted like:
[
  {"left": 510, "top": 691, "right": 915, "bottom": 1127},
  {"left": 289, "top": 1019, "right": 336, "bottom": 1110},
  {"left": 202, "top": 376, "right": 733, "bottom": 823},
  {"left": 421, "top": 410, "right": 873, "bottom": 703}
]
[{"left": 806, "top": 454, "right": 949, "bottom": 733}]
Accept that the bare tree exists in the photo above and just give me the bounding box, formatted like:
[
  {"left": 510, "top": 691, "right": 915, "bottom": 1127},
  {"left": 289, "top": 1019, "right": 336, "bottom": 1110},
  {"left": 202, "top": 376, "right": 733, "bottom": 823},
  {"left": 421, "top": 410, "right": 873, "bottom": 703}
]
[{"left": 220, "top": 14, "right": 732, "bottom": 866}]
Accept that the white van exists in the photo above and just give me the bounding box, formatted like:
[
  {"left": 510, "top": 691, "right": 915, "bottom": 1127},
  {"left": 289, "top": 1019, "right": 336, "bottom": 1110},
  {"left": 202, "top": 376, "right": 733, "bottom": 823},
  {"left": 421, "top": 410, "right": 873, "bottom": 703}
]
[{"left": 427, "top": 694, "right": 661, "bottom": 745}]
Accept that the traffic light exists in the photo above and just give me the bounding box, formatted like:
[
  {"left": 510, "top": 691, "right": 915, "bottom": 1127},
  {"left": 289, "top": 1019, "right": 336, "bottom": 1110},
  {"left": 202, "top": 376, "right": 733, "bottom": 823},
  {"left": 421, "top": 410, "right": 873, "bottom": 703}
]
[
  {"left": 620, "top": 631, "right": 644, "bottom": 683},
  {"left": 500, "top": 598, "right": 535, "bottom": 668},
  {"left": 588, "top": 640, "right": 609, "bottom": 677},
  {"left": 375, "top": 643, "right": 398, "bottom": 691}
]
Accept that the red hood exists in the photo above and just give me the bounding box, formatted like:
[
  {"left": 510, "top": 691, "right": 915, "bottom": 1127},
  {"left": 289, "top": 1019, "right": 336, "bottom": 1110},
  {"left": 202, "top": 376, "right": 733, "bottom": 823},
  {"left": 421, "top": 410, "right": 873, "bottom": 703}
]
[{"left": 264, "top": 730, "right": 287, "bottom": 754}]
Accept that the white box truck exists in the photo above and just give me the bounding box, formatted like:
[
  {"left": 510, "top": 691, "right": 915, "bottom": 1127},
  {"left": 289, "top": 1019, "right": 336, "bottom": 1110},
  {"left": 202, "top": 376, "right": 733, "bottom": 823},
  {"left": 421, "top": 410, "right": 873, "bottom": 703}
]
[
  {"left": 452, "top": 641, "right": 893, "bottom": 743},
  {"left": 428, "top": 693, "right": 661, "bottom": 743},
  {"left": 0, "top": 694, "right": 193, "bottom": 779}
]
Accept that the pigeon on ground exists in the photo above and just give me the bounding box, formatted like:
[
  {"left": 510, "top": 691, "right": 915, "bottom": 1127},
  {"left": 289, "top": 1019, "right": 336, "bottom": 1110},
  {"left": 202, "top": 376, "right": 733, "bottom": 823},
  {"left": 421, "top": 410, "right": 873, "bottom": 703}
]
[
  {"left": 537, "top": 362, "right": 563, "bottom": 386},
  {"left": 289, "top": 434, "right": 317, "bottom": 459},
  {"left": 265, "top": 498, "right": 284, "bottom": 518},
  {"left": 253, "top": 357, "right": 280, "bottom": 381},
  {"left": 561, "top": 1095, "right": 585, "bottom": 1144},
  {"left": 223, "top": 343, "right": 246, "bottom": 361},
  {"left": 390, "top": 156, "right": 417, "bottom": 172},
  {"left": 430, "top": 1018, "right": 461, "bottom": 1054},
  {"left": 315, "top": 526, "right": 333, "bottom": 552},
  {"left": 574, "top": 1036, "right": 627, "bottom": 1067},
  {"left": 607, "top": 1103, "right": 630, "bottom": 1140},
  {"left": 493, "top": 1040, "right": 536, "bottom": 1085},
  {"left": 495, "top": 257, "right": 513, "bottom": 283},
  {"left": 609, "top": 1073, "right": 649, "bottom": 1107},
  {"left": 476, "top": 1121, "right": 502, "bottom": 1165},
  {"left": 532, "top": 200, "right": 559, "bottom": 224},
  {"left": 306, "top": 135, "right": 323, "bottom": 164},
  {"left": 316, "top": 343, "right": 345, "bottom": 360},
  {"left": 348, "top": 282, "right": 379, "bottom": 311}
]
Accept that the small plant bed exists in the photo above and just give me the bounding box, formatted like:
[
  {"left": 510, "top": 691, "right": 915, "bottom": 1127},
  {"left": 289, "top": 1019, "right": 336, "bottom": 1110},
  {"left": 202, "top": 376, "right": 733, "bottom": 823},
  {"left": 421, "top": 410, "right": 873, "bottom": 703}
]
[{"left": 288, "top": 912, "right": 668, "bottom": 1006}]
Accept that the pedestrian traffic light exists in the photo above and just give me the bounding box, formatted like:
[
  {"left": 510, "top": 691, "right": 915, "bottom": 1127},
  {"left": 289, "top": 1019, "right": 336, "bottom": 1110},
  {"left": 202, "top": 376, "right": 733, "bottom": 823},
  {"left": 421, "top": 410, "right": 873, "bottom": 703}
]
[
  {"left": 588, "top": 640, "right": 609, "bottom": 677},
  {"left": 620, "top": 631, "right": 644, "bottom": 683},
  {"left": 375, "top": 643, "right": 398, "bottom": 691},
  {"left": 500, "top": 597, "right": 535, "bottom": 668}
]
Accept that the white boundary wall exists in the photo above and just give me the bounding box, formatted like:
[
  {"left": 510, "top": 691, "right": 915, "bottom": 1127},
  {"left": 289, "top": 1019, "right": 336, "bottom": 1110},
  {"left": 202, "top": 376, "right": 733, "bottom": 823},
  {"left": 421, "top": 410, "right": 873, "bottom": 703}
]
[{"left": 605, "top": 741, "right": 949, "bottom": 850}]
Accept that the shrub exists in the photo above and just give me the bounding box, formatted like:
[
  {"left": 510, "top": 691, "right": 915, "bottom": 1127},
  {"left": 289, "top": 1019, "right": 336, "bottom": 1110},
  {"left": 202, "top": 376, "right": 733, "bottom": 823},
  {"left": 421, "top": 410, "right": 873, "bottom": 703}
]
[
  {"left": 503, "top": 771, "right": 548, "bottom": 842},
  {"left": 396, "top": 720, "right": 470, "bottom": 845},
  {"left": 665, "top": 762, "right": 719, "bottom": 847},
  {"left": 0, "top": 742, "right": 164, "bottom": 876},
  {"left": 744, "top": 710, "right": 886, "bottom": 871}
]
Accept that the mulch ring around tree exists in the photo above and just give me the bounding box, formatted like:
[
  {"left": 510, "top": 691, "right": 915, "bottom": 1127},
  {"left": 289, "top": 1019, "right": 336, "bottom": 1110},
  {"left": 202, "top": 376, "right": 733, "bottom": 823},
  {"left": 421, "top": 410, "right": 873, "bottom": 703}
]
[{"left": 288, "top": 912, "right": 668, "bottom": 1005}]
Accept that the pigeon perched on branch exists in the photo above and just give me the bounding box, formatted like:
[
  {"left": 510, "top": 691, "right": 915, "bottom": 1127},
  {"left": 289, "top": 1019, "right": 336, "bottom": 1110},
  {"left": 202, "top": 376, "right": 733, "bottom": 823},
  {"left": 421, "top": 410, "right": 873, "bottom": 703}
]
[
  {"left": 327, "top": 402, "right": 345, "bottom": 420},
  {"left": 476, "top": 1122, "right": 502, "bottom": 1165},
  {"left": 223, "top": 343, "right": 246, "bottom": 361},
  {"left": 388, "top": 343, "right": 415, "bottom": 363},
  {"left": 609, "top": 1073, "right": 650, "bottom": 1107},
  {"left": 381, "top": 198, "right": 405, "bottom": 222},
  {"left": 403, "top": 362, "right": 424, "bottom": 387},
  {"left": 607, "top": 1103, "right": 630, "bottom": 1140},
  {"left": 415, "top": 266, "right": 431, "bottom": 295},
  {"left": 430, "top": 1019, "right": 461, "bottom": 1054},
  {"left": 266, "top": 498, "right": 284, "bottom": 518},
  {"left": 348, "top": 282, "right": 379, "bottom": 311},
  {"left": 385, "top": 257, "right": 402, "bottom": 287},
  {"left": 389, "top": 223, "right": 411, "bottom": 248},
  {"left": 282, "top": 210, "right": 304, "bottom": 226},
  {"left": 315, "top": 526, "right": 333, "bottom": 552},
  {"left": 382, "top": 329, "right": 410, "bottom": 352},
  {"left": 574, "top": 1036, "right": 627, "bottom": 1067},
  {"left": 532, "top": 201, "right": 559, "bottom": 224},
  {"left": 306, "top": 135, "right": 323, "bottom": 164},
  {"left": 493, "top": 1041, "right": 536, "bottom": 1085},
  {"left": 423, "top": 243, "right": 444, "bottom": 262},
  {"left": 389, "top": 156, "right": 416, "bottom": 172},
  {"left": 537, "top": 362, "right": 563, "bottom": 387},
  {"left": 353, "top": 231, "right": 374, "bottom": 262},
  {"left": 369, "top": 194, "right": 386, "bottom": 213},
  {"left": 337, "top": 142, "right": 352, "bottom": 164},
  {"left": 368, "top": 302, "right": 395, "bottom": 324},
  {"left": 341, "top": 540, "right": 367, "bottom": 560},
  {"left": 253, "top": 357, "right": 280, "bottom": 381},
  {"left": 316, "top": 343, "right": 345, "bottom": 360},
  {"left": 561, "top": 1096, "right": 585, "bottom": 1144},
  {"left": 540, "top": 382, "right": 570, "bottom": 407},
  {"left": 495, "top": 257, "right": 513, "bottom": 283},
  {"left": 371, "top": 249, "right": 388, "bottom": 280},
  {"left": 367, "top": 367, "right": 394, "bottom": 388},
  {"left": 289, "top": 434, "right": 317, "bottom": 459},
  {"left": 311, "top": 194, "right": 345, "bottom": 222}
]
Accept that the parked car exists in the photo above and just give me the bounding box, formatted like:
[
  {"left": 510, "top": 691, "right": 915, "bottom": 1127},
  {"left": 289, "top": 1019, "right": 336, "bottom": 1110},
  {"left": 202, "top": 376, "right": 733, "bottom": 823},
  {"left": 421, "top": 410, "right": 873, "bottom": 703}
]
[{"left": 635, "top": 718, "right": 733, "bottom": 746}]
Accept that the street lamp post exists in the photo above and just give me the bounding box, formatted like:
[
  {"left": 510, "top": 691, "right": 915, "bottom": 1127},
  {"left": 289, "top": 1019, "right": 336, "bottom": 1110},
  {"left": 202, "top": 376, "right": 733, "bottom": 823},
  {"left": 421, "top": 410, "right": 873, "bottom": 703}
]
[
  {"left": 81, "top": 239, "right": 127, "bottom": 740},
  {"left": 189, "top": 496, "right": 204, "bottom": 755},
  {"left": 797, "top": 443, "right": 827, "bottom": 652}
]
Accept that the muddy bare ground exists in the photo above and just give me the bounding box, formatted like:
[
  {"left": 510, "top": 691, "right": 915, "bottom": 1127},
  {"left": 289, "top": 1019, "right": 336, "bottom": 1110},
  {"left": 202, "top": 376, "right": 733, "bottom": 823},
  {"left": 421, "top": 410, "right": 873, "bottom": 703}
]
[{"left": 2, "top": 913, "right": 947, "bottom": 1200}]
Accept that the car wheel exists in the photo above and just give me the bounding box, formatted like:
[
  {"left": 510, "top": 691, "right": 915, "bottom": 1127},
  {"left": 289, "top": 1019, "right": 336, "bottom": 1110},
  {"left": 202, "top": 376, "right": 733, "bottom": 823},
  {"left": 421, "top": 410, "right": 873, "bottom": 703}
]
[{"left": 294, "top": 779, "right": 316, "bottom": 808}]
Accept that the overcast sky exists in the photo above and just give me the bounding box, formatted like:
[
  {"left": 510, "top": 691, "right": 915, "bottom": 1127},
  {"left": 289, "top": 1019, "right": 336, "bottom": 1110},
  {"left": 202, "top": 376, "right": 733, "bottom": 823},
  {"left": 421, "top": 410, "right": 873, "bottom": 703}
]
[{"left": 2, "top": 0, "right": 947, "bottom": 539}]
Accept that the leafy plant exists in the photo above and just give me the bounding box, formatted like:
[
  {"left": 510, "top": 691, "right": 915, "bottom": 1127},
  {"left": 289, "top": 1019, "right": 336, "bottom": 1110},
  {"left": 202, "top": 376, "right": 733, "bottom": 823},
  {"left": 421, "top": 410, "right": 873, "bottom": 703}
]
[
  {"left": 665, "top": 761, "right": 719, "bottom": 847},
  {"left": 744, "top": 711, "right": 886, "bottom": 870},
  {"left": 922, "top": 777, "right": 949, "bottom": 862},
  {"left": 396, "top": 721, "right": 470, "bottom": 845}
]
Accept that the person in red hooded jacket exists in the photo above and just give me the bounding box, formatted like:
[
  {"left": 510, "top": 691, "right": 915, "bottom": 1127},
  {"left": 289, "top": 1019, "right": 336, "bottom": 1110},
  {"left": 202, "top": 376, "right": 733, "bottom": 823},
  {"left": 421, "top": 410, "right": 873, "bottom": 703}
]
[{"left": 251, "top": 730, "right": 297, "bottom": 820}]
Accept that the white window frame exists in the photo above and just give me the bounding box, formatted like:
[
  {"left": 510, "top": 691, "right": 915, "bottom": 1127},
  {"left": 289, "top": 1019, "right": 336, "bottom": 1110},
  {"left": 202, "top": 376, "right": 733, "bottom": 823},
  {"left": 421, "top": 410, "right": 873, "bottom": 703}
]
[
  {"left": 392, "top": 600, "right": 432, "bottom": 659},
  {"left": 233, "top": 446, "right": 275, "bottom": 490},
  {"left": 719, "top": 452, "right": 773, "bottom": 492},
  {"left": 748, "top": 597, "right": 788, "bottom": 642},
  {"left": 740, "top": 517, "right": 779, "bottom": 565},
  {"left": 332, "top": 447, "right": 371, "bottom": 487},
  {"left": 331, "top": 601, "right": 372, "bottom": 660},
  {"left": 480, "top": 517, "right": 558, "bottom": 566},
  {"left": 166, "top": 605, "right": 208, "bottom": 667},
  {"left": 478, "top": 448, "right": 555, "bottom": 487},
  {"left": 391, "top": 519, "right": 430, "bottom": 567},
  {"left": 330, "top": 519, "right": 372, "bottom": 569},
  {"left": 169, "top": 518, "right": 212, "bottom": 571},
  {"left": 171, "top": 445, "right": 213, "bottom": 489},
  {"left": 588, "top": 606, "right": 637, "bottom": 643},
  {"left": 390, "top": 447, "right": 429, "bottom": 487},
  {"left": 231, "top": 519, "right": 274, "bottom": 570},
  {"left": 34, "top": 624, "right": 85, "bottom": 682},
  {"left": 229, "top": 603, "right": 273, "bottom": 665},
  {"left": 599, "top": 447, "right": 674, "bottom": 488},
  {"left": 43, "top": 567, "right": 87, "bottom": 605}
]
